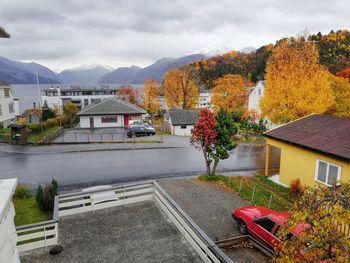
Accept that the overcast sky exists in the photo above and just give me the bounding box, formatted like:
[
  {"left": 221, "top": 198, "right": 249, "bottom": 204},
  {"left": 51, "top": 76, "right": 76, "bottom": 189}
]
[{"left": 0, "top": 0, "right": 349, "bottom": 72}]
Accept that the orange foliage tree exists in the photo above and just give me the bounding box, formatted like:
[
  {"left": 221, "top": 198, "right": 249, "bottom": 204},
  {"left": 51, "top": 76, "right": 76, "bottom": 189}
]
[
  {"left": 327, "top": 75, "right": 350, "bottom": 117},
  {"left": 260, "top": 40, "right": 334, "bottom": 124},
  {"left": 210, "top": 74, "right": 248, "bottom": 114},
  {"left": 116, "top": 86, "right": 137, "bottom": 104},
  {"left": 336, "top": 67, "right": 350, "bottom": 82},
  {"left": 163, "top": 69, "right": 199, "bottom": 109},
  {"left": 141, "top": 79, "right": 160, "bottom": 116}
]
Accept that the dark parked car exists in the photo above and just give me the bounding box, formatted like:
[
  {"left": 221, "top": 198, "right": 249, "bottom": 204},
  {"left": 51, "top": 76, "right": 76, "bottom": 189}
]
[{"left": 127, "top": 126, "right": 148, "bottom": 138}]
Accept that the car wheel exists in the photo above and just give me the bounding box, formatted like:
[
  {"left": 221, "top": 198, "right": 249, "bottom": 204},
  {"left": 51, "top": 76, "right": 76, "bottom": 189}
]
[{"left": 238, "top": 219, "right": 248, "bottom": 235}]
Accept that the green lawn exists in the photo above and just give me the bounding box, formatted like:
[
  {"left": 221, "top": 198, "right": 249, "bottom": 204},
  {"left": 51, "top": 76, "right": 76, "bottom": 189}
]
[
  {"left": 199, "top": 174, "right": 293, "bottom": 212},
  {"left": 13, "top": 197, "right": 52, "bottom": 226},
  {"left": 0, "top": 127, "right": 10, "bottom": 133},
  {"left": 27, "top": 125, "right": 59, "bottom": 144}
]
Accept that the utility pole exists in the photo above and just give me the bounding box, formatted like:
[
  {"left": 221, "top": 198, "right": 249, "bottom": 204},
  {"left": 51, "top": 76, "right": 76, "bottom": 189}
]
[{"left": 36, "top": 72, "right": 44, "bottom": 141}]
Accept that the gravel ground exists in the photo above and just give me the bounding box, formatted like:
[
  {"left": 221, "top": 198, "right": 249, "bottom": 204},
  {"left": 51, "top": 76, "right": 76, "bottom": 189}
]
[
  {"left": 158, "top": 178, "right": 270, "bottom": 262},
  {"left": 20, "top": 201, "right": 201, "bottom": 263}
]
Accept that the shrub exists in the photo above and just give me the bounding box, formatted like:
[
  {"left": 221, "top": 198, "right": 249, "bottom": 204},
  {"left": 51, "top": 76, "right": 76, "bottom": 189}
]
[
  {"left": 289, "top": 178, "right": 303, "bottom": 196},
  {"left": 35, "top": 179, "right": 59, "bottom": 211},
  {"left": 14, "top": 185, "right": 32, "bottom": 199},
  {"left": 46, "top": 118, "right": 59, "bottom": 128},
  {"left": 50, "top": 178, "right": 58, "bottom": 197},
  {"left": 25, "top": 123, "right": 47, "bottom": 133},
  {"left": 35, "top": 185, "right": 45, "bottom": 210}
]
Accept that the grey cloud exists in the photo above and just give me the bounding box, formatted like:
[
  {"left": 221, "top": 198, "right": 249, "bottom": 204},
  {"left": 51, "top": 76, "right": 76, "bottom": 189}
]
[{"left": 0, "top": 0, "right": 349, "bottom": 70}]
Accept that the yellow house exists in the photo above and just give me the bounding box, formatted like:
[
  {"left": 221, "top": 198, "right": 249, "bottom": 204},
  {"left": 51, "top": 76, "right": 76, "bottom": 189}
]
[{"left": 264, "top": 114, "right": 350, "bottom": 187}]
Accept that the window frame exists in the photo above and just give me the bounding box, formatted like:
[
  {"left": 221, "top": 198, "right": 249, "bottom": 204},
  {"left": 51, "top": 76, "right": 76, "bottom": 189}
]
[
  {"left": 180, "top": 125, "right": 187, "bottom": 129},
  {"left": 314, "top": 159, "right": 341, "bottom": 186},
  {"left": 8, "top": 102, "right": 14, "bottom": 113},
  {"left": 253, "top": 216, "right": 276, "bottom": 233},
  {"left": 4, "top": 88, "right": 10, "bottom": 98}
]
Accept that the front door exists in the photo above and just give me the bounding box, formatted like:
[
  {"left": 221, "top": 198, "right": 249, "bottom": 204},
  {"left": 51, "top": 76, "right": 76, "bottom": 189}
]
[
  {"left": 124, "top": 115, "right": 129, "bottom": 126},
  {"left": 89, "top": 117, "right": 94, "bottom": 129}
]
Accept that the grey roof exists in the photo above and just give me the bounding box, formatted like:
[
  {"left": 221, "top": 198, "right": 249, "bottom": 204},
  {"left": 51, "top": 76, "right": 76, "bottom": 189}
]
[
  {"left": 169, "top": 109, "right": 199, "bottom": 125},
  {"left": 0, "top": 80, "right": 10, "bottom": 86},
  {"left": 77, "top": 98, "right": 146, "bottom": 116}
]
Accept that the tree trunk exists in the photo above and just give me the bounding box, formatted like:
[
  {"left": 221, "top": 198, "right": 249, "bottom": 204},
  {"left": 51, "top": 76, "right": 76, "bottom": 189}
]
[
  {"left": 212, "top": 160, "right": 219, "bottom": 175},
  {"left": 202, "top": 147, "right": 211, "bottom": 175}
]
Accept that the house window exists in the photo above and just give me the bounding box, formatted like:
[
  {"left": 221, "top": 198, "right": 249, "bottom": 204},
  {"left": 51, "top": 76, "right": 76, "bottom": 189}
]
[
  {"left": 4, "top": 89, "right": 10, "bottom": 98},
  {"left": 0, "top": 105, "right": 2, "bottom": 115},
  {"left": 180, "top": 125, "right": 187, "bottom": 129},
  {"left": 84, "top": 99, "right": 89, "bottom": 106},
  {"left": 9, "top": 103, "right": 14, "bottom": 113},
  {"left": 315, "top": 160, "right": 341, "bottom": 186},
  {"left": 101, "top": 116, "right": 118, "bottom": 123}
]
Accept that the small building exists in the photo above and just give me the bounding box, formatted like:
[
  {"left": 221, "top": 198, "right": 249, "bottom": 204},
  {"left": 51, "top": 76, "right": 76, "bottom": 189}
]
[
  {"left": 168, "top": 109, "right": 199, "bottom": 136},
  {"left": 248, "top": 80, "right": 264, "bottom": 117},
  {"left": 42, "top": 85, "right": 118, "bottom": 111},
  {"left": 264, "top": 114, "right": 350, "bottom": 187},
  {"left": 0, "top": 81, "right": 20, "bottom": 127},
  {"left": 196, "top": 92, "right": 212, "bottom": 109},
  {"left": 76, "top": 97, "right": 146, "bottom": 128}
]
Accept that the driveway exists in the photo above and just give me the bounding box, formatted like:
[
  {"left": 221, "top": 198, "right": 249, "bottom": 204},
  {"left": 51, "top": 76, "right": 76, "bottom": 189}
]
[{"left": 158, "top": 178, "right": 270, "bottom": 262}]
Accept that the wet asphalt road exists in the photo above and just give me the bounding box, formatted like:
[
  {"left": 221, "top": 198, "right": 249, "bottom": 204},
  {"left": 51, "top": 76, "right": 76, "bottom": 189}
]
[{"left": 0, "top": 144, "right": 280, "bottom": 190}]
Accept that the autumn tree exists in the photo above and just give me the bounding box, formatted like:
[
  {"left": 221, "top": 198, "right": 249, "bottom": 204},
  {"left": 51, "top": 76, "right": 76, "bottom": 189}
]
[
  {"left": 327, "top": 76, "right": 350, "bottom": 117},
  {"left": 260, "top": 40, "right": 335, "bottom": 124},
  {"left": 142, "top": 79, "right": 160, "bottom": 117},
  {"left": 163, "top": 69, "right": 199, "bottom": 109},
  {"left": 191, "top": 108, "right": 236, "bottom": 175},
  {"left": 116, "top": 85, "right": 137, "bottom": 104},
  {"left": 336, "top": 66, "right": 350, "bottom": 82},
  {"left": 210, "top": 74, "right": 248, "bottom": 114},
  {"left": 190, "top": 108, "right": 217, "bottom": 175},
  {"left": 274, "top": 183, "right": 350, "bottom": 262},
  {"left": 63, "top": 102, "right": 79, "bottom": 126}
]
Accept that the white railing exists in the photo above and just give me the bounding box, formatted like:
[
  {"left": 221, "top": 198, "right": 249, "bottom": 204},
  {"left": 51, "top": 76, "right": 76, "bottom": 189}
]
[
  {"left": 153, "top": 182, "right": 232, "bottom": 263},
  {"left": 16, "top": 181, "right": 232, "bottom": 262},
  {"left": 16, "top": 220, "right": 58, "bottom": 253},
  {"left": 57, "top": 182, "right": 153, "bottom": 216}
]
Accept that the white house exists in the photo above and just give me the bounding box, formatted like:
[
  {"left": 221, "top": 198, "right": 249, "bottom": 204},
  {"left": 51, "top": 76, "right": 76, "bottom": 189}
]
[
  {"left": 248, "top": 80, "right": 264, "bottom": 116},
  {"left": 0, "top": 178, "right": 20, "bottom": 263},
  {"left": 0, "top": 81, "right": 20, "bottom": 127},
  {"left": 77, "top": 97, "right": 147, "bottom": 128},
  {"left": 196, "top": 92, "right": 211, "bottom": 109},
  {"left": 168, "top": 109, "right": 199, "bottom": 136},
  {"left": 42, "top": 86, "right": 118, "bottom": 111}
]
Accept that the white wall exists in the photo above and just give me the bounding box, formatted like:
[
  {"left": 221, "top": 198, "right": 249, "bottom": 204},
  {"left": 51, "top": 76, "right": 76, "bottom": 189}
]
[
  {"left": 248, "top": 81, "right": 264, "bottom": 115},
  {"left": 0, "top": 87, "right": 19, "bottom": 126},
  {"left": 79, "top": 115, "right": 125, "bottom": 128},
  {"left": 0, "top": 178, "right": 20, "bottom": 263},
  {"left": 42, "top": 95, "right": 114, "bottom": 111},
  {"left": 172, "top": 125, "right": 194, "bottom": 136}
]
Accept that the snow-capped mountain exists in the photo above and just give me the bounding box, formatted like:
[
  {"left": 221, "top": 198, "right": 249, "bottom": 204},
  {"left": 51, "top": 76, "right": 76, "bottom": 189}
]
[{"left": 195, "top": 43, "right": 232, "bottom": 57}]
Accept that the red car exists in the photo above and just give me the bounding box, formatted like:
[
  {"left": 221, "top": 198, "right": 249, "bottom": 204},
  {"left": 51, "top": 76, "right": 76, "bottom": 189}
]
[{"left": 232, "top": 206, "right": 305, "bottom": 251}]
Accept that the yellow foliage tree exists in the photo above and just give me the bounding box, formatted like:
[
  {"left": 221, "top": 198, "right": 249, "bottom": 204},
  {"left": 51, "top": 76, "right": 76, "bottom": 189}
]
[
  {"left": 142, "top": 79, "right": 160, "bottom": 116},
  {"left": 260, "top": 40, "right": 335, "bottom": 124},
  {"left": 327, "top": 75, "right": 350, "bottom": 117},
  {"left": 163, "top": 69, "right": 199, "bottom": 109},
  {"left": 210, "top": 74, "right": 248, "bottom": 113}
]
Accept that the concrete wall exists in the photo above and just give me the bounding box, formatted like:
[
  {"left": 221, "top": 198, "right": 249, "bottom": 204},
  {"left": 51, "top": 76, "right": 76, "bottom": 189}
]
[
  {"left": 172, "top": 125, "right": 193, "bottom": 136},
  {"left": 267, "top": 138, "right": 350, "bottom": 187},
  {"left": 0, "top": 178, "right": 20, "bottom": 263}
]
